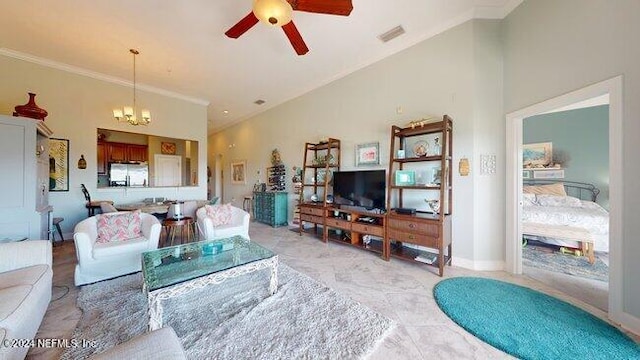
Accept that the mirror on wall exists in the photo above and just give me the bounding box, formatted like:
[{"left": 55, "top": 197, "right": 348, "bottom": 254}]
[{"left": 97, "top": 129, "right": 199, "bottom": 188}]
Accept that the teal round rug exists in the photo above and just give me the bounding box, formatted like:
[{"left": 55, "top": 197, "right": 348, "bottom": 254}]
[{"left": 433, "top": 277, "right": 640, "bottom": 360}]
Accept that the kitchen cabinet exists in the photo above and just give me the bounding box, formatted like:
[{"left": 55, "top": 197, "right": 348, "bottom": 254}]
[
  {"left": 97, "top": 142, "right": 107, "bottom": 175},
  {"left": 127, "top": 144, "right": 148, "bottom": 162},
  {"left": 105, "top": 142, "right": 148, "bottom": 163}
]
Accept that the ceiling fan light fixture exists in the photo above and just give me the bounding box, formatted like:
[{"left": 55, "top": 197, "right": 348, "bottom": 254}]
[{"left": 253, "top": 0, "right": 293, "bottom": 27}]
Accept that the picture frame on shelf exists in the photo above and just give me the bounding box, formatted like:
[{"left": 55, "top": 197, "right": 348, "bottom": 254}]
[
  {"left": 523, "top": 142, "right": 552, "bottom": 167},
  {"left": 231, "top": 160, "right": 247, "bottom": 184},
  {"left": 355, "top": 142, "right": 380, "bottom": 166},
  {"left": 49, "top": 138, "right": 69, "bottom": 192},
  {"left": 533, "top": 169, "right": 565, "bottom": 179},
  {"left": 395, "top": 170, "right": 416, "bottom": 186}
]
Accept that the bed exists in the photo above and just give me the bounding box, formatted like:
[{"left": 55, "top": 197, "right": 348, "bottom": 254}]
[{"left": 521, "top": 180, "right": 609, "bottom": 263}]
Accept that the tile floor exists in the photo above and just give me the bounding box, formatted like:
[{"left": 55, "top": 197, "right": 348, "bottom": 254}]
[{"left": 28, "top": 223, "right": 631, "bottom": 359}]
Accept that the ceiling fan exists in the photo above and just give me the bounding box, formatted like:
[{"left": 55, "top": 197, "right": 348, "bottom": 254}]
[{"left": 225, "top": 0, "right": 353, "bottom": 55}]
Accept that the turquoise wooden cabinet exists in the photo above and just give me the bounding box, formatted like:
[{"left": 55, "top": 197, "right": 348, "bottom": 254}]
[{"left": 253, "top": 191, "right": 288, "bottom": 227}]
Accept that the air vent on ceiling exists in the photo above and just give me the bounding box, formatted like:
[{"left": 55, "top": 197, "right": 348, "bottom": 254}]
[
  {"left": 254, "top": 99, "right": 266, "bottom": 105},
  {"left": 378, "top": 25, "right": 405, "bottom": 43}
]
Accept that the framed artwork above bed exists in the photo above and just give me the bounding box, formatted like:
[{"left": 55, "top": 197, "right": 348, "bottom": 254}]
[{"left": 523, "top": 142, "right": 552, "bottom": 167}]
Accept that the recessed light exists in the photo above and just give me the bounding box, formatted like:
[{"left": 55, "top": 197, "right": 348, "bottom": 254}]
[
  {"left": 254, "top": 99, "right": 266, "bottom": 105},
  {"left": 223, "top": 110, "right": 229, "bottom": 114}
]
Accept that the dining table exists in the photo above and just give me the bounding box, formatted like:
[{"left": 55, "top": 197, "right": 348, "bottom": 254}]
[{"left": 115, "top": 200, "right": 209, "bottom": 215}]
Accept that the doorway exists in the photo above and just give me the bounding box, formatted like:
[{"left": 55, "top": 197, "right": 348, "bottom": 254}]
[
  {"left": 154, "top": 154, "right": 182, "bottom": 187},
  {"left": 505, "top": 76, "right": 623, "bottom": 324},
  {"left": 521, "top": 98, "right": 609, "bottom": 311}
]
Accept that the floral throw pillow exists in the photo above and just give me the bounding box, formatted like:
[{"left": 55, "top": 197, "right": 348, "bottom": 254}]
[
  {"left": 96, "top": 210, "right": 143, "bottom": 243},
  {"left": 204, "top": 204, "right": 233, "bottom": 226}
]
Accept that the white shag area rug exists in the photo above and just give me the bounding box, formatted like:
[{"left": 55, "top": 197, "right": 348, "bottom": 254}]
[{"left": 62, "top": 263, "right": 394, "bottom": 359}]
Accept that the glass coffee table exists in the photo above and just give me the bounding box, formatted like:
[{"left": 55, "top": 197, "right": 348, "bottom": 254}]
[{"left": 141, "top": 235, "right": 278, "bottom": 331}]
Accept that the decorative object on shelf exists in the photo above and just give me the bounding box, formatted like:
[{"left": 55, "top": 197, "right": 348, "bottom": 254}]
[
  {"left": 310, "top": 193, "right": 319, "bottom": 202},
  {"left": 326, "top": 194, "right": 334, "bottom": 204},
  {"left": 425, "top": 199, "right": 440, "bottom": 214},
  {"left": 523, "top": 142, "right": 552, "bottom": 168},
  {"left": 13, "top": 92, "right": 48, "bottom": 120},
  {"left": 532, "top": 169, "right": 565, "bottom": 179},
  {"left": 355, "top": 142, "right": 380, "bottom": 166},
  {"left": 432, "top": 137, "right": 441, "bottom": 156},
  {"left": 77, "top": 155, "right": 87, "bottom": 169},
  {"left": 112, "top": 49, "right": 151, "bottom": 126},
  {"left": 431, "top": 167, "right": 442, "bottom": 185},
  {"left": 312, "top": 153, "right": 334, "bottom": 166},
  {"left": 49, "top": 138, "right": 69, "bottom": 191},
  {"left": 395, "top": 170, "right": 415, "bottom": 186},
  {"left": 407, "top": 116, "right": 436, "bottom": 129},
  {"left": 231, "top": 160, "right": 247, "bottom": 184},
  {"left": 413, "top": 140, "right": 428, "bottom": 157},
  {"left": 271, "top": 148, "right": 283, "bottom": 166},
  {"left": 268, "top": 164, "right": 286, "bottom": 191},
  {"left": 291, "top": 166, "right": 302, "bottom": 183},
  {"left": 459, "top": 157, "right": 470, "bottom": 176},
  {"left": 161, "top": 142, "right": 177, "bottom": 155},
  {"left": 316, "top": 169, "right": 332, "bottom": 184},
  {"left": 397, "top": 149, "right": 405, "bottom": 159}
]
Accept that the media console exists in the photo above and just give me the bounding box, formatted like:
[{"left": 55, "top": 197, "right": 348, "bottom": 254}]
[{"left": 299, "top": 203, "right": 387, "bottom": 257}]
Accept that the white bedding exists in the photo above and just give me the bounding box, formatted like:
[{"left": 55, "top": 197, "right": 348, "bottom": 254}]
[{"left": 522, "top": 194, "right": 609, "bottom": 252}]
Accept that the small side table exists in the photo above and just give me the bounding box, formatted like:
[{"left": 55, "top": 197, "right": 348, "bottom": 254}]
[{"left": 161, "top": 217, "right": 195, "bottom": 247}]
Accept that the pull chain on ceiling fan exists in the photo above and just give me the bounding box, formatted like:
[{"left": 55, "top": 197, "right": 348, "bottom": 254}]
[{"left": 225, "top": 0, "right": 353, "bottom": 55}]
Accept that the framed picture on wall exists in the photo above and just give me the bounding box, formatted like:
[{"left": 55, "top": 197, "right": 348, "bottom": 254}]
[
  {"left": 49, "top": 138, "right": 69, "bottom": 191},
  {"left": 356, "top": 142, "right": 380, "bottom": 166},
  {"left": 231, "top": 160, "right": 247, "bottom": 185},
  {"left": 523, "top": 142, "right": 553, "bottom": 167}
]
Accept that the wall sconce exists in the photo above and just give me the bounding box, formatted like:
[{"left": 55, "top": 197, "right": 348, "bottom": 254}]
[
  {"left": 78, "top": 155, "right": 87, "bottom": 169},
  {"left": 36, "top": 145, "right": 45, "bottom": 157}
]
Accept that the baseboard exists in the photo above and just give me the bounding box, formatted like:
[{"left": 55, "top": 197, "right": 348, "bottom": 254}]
[
  {"left": 452, "top": 257, "right": 505, "bottom": 271},
  {"left": 611, "top": 311, "right": 640, "bottom": 337}
]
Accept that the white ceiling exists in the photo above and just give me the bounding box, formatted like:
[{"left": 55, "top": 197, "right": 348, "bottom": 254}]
[{"left": 0, "top": 0, "right": 521, "bottom": 134}]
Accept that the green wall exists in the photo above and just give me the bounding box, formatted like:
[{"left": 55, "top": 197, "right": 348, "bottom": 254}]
[{"left": 524, "top": 105, "right": 609, "bottom": 208}]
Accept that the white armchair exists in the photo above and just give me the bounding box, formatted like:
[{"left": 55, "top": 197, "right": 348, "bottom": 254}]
[
  {"left": 73, "top": 213, "right": 161, "bottom": 286},
  {"left": 196, "top": 205, "right": 250, "bottom": 241},
  {"left": 0, "top": 241, "right": 52, "bottom": 360}
]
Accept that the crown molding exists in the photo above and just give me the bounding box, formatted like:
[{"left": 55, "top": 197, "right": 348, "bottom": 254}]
[{"left": 0, "top": 48, "right": 210, "bottom": 106}]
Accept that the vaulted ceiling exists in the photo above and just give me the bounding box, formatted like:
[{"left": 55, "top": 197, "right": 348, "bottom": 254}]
[{"left": 0, "top": 0, "right": 520, "bottom": 134}]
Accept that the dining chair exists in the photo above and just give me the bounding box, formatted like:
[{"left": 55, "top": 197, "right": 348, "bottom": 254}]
[
  {"left": 100, "top": 202, "right": 119, "bottom": 213},
  {"left": 81, "top": 184, "right": 114, "bottom": 217}
]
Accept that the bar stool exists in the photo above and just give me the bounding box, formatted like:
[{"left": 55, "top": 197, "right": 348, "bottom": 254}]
[
  {"left": 162, "top": 217, "right": 195, "bottom": 247},
  {"left": 52, "top": 217, "right": 64, "bottom": 245},
  {"left": 243, "top": 195, "right": 253, "bottom": 218},
  {"left": 81, "top": 184, "right": 113, "bottom": 217}
]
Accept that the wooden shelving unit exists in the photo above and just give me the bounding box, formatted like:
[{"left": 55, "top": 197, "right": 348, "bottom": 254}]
[
  {"left": 385, "top": 115, "right": 453, "bottom": 276},
  {"left": 298, "top": 138, "right": 341, "bottom": 237}
]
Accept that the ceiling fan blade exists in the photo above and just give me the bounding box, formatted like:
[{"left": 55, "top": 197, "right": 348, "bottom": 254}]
[
  {"left": 282, "top": 21, "right": 309, "bottom": 55},
  {"left": 225, "top": 12, "right": 259, "bottom": 38},
  {"left": 287, "top": 0, "right": 353, "bottom": 16}
]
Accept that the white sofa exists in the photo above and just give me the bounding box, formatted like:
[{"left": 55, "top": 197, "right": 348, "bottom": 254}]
[
  {"left": 90, "top": 327, "right": 186, "bottom": 360},
  {"left": 0, "top": 240, "right": 52, "bottom": 360},
  {"left": 73, "top": 213, "right": 161, "bottom": 286},
  {"left": 196, "top": 205, "right": 250, "bottom": 241}
]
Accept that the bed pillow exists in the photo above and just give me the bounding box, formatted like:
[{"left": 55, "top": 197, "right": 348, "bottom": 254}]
[
  {"left": 205, "top": 203, "right": 233, "bottom": 226},
  {"left": 523, "top": 183, "right": 567, "bottom": 197},
  {"left": 536, "top": 194, "right": 582, "bottom": 207},
  {"left": 522, "top": 193, "right": 537, "bottom": 206},
  {"left": 96, "top": 210, "right": 143, "bottom": 243}
]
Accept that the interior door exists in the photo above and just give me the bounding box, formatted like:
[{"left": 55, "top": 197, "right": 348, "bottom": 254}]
[{"left": 154, "top": 154, "right": 182, "bottom": 187}]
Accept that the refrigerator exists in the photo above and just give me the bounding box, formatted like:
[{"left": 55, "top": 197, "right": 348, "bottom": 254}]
[{"left": 109, "top": 163, "right": 149, "bottom": 187}]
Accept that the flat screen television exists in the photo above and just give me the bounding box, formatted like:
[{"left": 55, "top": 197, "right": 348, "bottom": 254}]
[{"left": 332, "top": 170, "right": 386, "bottom": 210}]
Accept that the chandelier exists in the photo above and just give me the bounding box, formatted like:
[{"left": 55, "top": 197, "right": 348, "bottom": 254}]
[{"left": 113, "top": 49, "right": 151, "bottom": 125}]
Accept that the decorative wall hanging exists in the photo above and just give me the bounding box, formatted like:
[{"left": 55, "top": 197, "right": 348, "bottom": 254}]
[
  {"left": 231, "top": 160, "right": 247, "bottom": 184},
  {"left": 161, "top": 142, "right": 177, "bottom": 155},
  {"left": 49, "top": 138, "right": 69, "bottom": 191},
  {"left": 77, "top": 155, "right": 87, "bottom": 169},
  {"left": 356, "top": 142, "right": 380, "bottom": 166}
]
